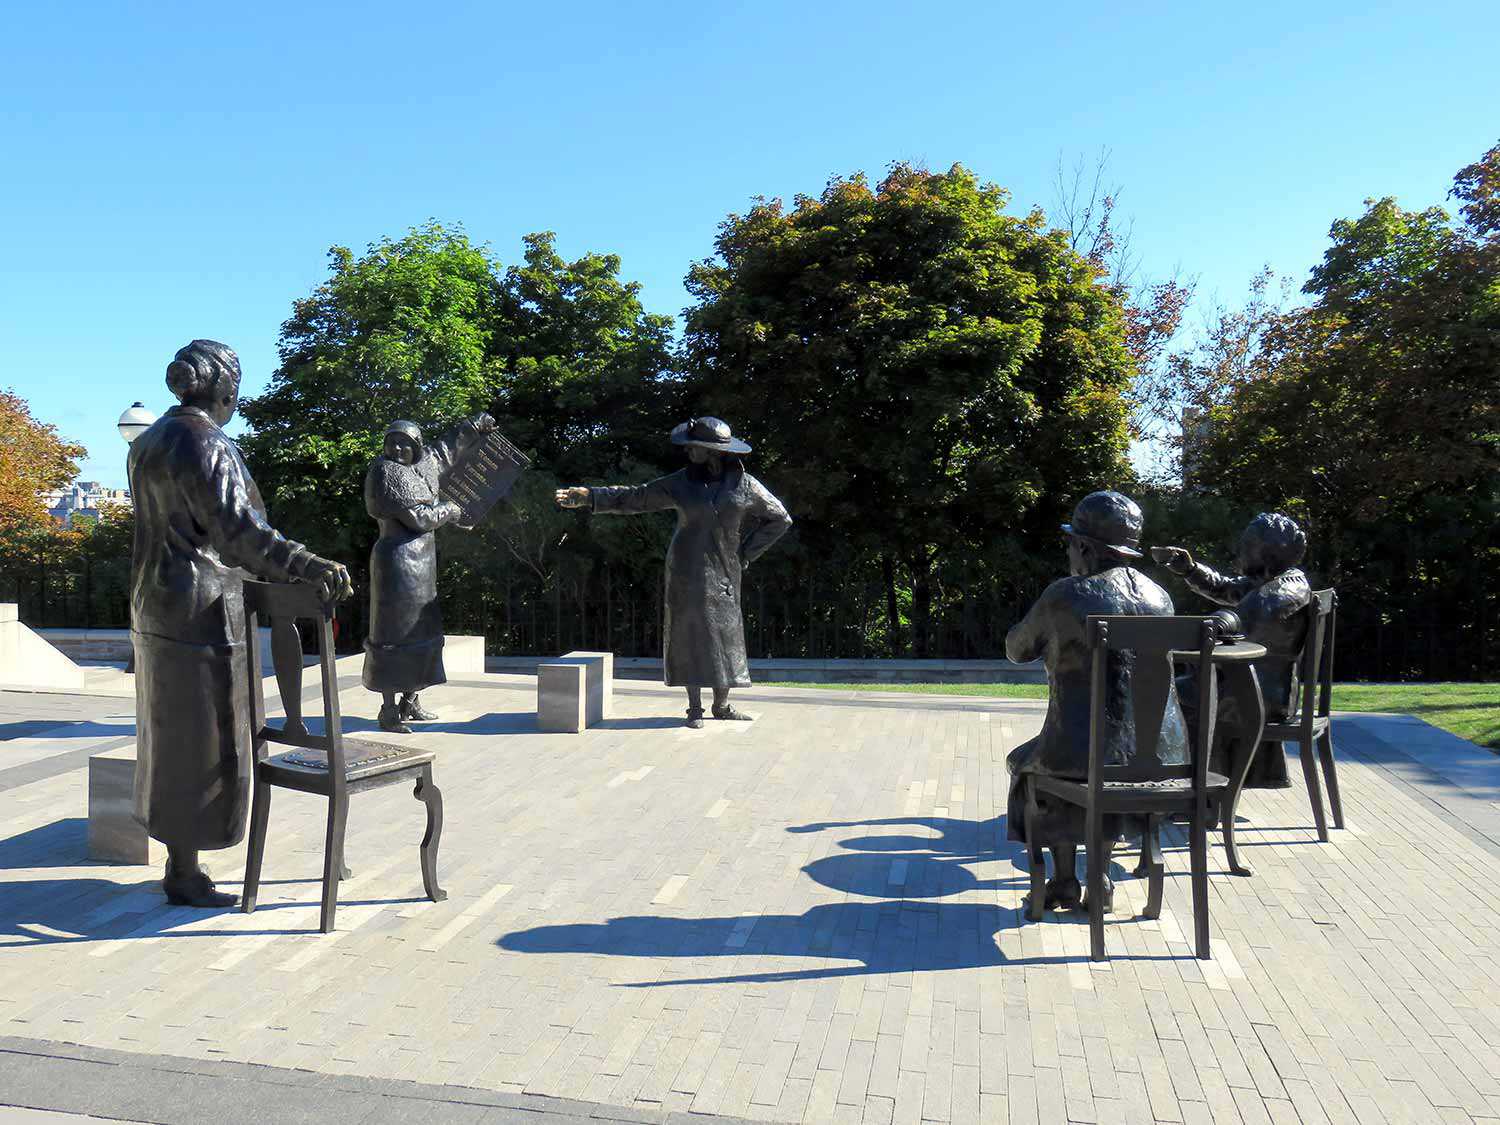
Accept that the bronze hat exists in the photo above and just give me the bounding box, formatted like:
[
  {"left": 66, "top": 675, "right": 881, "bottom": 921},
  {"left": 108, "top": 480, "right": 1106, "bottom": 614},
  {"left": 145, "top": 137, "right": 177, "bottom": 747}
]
[
  {"left": 1061, "top": 490, "right": 1144, "bottom": 559},
  {"left": 670, "top": 416, "right": 751, "bottom": 455}
]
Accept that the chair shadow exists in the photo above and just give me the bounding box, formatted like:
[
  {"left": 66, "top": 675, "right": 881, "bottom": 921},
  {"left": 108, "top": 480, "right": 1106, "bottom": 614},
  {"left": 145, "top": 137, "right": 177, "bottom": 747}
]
[
  {"left": 329, "top": 712, "right": 539, "bottom": 737},
  {"left": 0, "top": 816, "right": 427, "bottom": 945},
  {"left": 500, "top": 811, "right": 1175, "bottom": 983}
]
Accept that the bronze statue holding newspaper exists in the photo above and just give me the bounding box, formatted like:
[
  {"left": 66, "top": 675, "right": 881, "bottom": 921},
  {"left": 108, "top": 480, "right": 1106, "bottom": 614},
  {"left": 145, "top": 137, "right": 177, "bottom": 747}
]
[{"left": 363, "top": 413, "right": 529, "bottom": 732}]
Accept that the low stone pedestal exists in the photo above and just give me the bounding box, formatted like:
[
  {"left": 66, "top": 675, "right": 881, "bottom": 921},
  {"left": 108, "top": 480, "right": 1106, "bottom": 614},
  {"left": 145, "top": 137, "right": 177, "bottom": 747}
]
[
  {"left": 561, "top": 651, "right": 613, "bottom": 725},
  {"left": 537, "top": 662, "right": 588, "bottom": 733},
  {"left": 88, "top": 746, "right": 161, "bottom": 865},
  {"left": 444, "top": 635, "right": 485, "bottom": 678}
]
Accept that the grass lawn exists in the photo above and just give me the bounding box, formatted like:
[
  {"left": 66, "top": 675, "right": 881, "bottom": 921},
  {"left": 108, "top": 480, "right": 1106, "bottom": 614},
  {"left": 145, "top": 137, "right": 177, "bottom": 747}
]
[{"left": 764, "top": 680, "right": 1500, "bottom": 750}]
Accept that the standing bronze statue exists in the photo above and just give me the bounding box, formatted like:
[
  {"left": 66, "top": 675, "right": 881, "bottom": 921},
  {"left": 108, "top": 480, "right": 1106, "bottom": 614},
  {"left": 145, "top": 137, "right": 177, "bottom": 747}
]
[
  {"left": 1005, "top": 491, "right": 1188, "bottom": 913},
  {"left": 556, "top": 417, "right": 792, "bottom": 728},
  {"left": 129, "top": 340, "right": 352, "bottom": 908},
  {"left": 1152, "top": 512, "right": 1310, "bottom": 790},
  {"left": 363, "top": 414, "right": 496, "bottom": 733}
]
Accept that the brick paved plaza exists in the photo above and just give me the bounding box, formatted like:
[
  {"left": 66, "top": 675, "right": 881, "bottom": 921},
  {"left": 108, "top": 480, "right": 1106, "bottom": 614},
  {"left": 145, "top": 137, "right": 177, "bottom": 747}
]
[{"left": 3, "top": 665, "right": 1500, "bottom": 1123}]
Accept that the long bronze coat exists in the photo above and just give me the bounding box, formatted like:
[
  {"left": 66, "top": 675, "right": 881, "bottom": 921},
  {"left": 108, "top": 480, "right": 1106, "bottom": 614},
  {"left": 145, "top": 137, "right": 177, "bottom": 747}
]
[
  {"left": 128, "top": 405, "right": 315, "bottom": 850},
  {"left": 361, "top": 431, "right": 476, "bottom": 695},
  {"left": 1004, "top": 566, "right": 1189, "bottom": 845},
  {"left": 590, "top": 462, "right": 791, "bottom": 688}
]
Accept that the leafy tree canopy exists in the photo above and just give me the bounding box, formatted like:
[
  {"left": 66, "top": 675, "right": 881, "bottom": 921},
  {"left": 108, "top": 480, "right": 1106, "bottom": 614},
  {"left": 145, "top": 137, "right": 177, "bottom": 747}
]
[
  {"left": 0, "top": 390, "right": 85, "bottom": 551},
  {"left": 680, "top": 163, "right": 1137, "bottom": 651}
]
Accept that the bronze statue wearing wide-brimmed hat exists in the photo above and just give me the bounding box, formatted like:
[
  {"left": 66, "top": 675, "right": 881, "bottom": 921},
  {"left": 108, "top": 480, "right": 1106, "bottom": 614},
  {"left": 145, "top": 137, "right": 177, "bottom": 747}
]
[
  {"left": 556, "top": 417, "right": 791, "bottom": 728},
  {"left": 1004, "top": 490, "right": 1188, "bottom": 913}
]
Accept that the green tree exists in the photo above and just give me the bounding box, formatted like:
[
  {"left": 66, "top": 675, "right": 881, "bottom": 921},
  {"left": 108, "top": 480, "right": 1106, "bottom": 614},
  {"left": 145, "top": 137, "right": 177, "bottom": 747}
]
[
  {"left": 1175, "top": 142, "right": 1500, "bottom": 678},
  {"left": 239, "top": 222, "right": 678, "bottom": 650},
  {"left": 681, "top": 163, "right": 1136, "bottom": 654}
]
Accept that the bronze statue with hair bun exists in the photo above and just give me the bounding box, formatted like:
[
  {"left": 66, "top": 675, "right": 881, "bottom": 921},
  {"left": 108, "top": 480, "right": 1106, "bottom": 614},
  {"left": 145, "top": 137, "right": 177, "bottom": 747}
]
[{"left": 128, "top": 339, "right": 353, "bottom": 908}]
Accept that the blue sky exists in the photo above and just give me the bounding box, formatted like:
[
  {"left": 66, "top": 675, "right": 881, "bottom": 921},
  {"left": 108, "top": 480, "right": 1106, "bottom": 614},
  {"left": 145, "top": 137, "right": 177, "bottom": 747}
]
[{"left": 2, "top": 1, "right": 1495, "bottom": 484}]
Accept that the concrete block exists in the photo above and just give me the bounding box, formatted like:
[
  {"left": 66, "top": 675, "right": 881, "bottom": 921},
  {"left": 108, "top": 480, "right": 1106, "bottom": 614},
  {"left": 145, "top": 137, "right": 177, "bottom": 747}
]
[
  {"left": 537, "top": 663, "right": 588, "bottom": 733},
  {"left": 0, "top": 602, "right": 16, "bottom": 623},
  {"left": 88, "top": 746, "right": 162, "bottom": 865},
  {"left": 444, "top": 634, "right": 486, "bottom": 678},
  {"left": 560, "top": 650, "right": 613, "bottom": 723}
]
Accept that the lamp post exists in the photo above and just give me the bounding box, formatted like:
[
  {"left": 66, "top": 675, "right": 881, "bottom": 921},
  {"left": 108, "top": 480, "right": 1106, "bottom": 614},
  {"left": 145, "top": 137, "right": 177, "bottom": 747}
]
[{"left": 117, "top": 402, "right": 156, "bottom": 672}]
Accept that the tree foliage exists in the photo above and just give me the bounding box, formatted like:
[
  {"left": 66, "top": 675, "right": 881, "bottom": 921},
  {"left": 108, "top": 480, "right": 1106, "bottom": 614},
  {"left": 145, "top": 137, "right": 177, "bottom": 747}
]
[
  {"left": 238, "top": 222, "right": 680, "bottom": 647},
  {"left": 1166, "top": 142, "right": 1500, "bottom": 678},
  {"left": 0, "top": 390, "right": 85, "bottom": 544},
  {"left": 681, "top": 163, "right": 1137, "bottom": 653}
]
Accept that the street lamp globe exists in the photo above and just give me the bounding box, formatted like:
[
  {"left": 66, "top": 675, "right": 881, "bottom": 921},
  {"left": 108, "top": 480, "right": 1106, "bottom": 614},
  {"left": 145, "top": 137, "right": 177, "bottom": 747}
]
[{"left": 117, "top": 402, "right": 156, "bottom": 444}]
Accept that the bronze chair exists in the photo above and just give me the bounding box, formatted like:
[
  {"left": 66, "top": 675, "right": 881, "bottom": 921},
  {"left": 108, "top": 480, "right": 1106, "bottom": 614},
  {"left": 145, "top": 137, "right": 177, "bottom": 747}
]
[
  {"left": 240, "top": 578, "right": 446, "bottom": 933},
  {"left": 1264, "top": 588, "right": 1341, "bottom": 841},
  {"left": 1027, "top": 615, "right": 1223, "bottom": 961}
]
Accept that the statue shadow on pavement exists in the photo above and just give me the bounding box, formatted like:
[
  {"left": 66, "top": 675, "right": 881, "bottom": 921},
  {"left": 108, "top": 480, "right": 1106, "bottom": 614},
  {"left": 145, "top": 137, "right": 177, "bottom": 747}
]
[
  {"left": 0, "top": 820, "right": 423, "bottom": 944},
  {"left": 498, "top": 812, "right": 1166, "bottom": 983}
]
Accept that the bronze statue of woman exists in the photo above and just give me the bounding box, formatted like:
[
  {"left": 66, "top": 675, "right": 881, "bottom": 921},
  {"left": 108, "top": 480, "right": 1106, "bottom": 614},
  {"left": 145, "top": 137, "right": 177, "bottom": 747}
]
[
  {"left": 363, "top": 414, "right": 495, "bottom": 733},
  {"left": 129, "top": 340, "right": 351, "bottom": 907},
  {"left": 556, "top": 417, "right": 792, "bottom": 728}
]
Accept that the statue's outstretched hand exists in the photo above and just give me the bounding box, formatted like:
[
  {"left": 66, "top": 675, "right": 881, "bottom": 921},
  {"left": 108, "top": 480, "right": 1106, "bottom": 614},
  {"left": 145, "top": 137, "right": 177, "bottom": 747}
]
[
  {"left": 555, "top": 487, "right": 590, "bottom": 510},
  {"left": 306, "top": 556, "right": 354, "bottom": 603},
  {"left": 1149, "top": 546, "right": 1194, "bottom": 574}
]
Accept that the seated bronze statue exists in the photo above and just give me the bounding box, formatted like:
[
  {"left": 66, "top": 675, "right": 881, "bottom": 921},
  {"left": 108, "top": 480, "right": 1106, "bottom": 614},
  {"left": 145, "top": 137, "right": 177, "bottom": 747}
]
[
  {"left": 1153, "top": 511, "right": 1310, "bottom": 790},
  {"left": 1005, "top": 490, "right": 1188, "bottom": 913}
]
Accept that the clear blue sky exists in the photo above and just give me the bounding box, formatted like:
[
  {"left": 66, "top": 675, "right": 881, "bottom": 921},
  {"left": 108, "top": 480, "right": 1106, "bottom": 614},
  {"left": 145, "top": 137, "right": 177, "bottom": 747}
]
[{"left": 2, "top": 1, "right": 1495, "bottom": 485}]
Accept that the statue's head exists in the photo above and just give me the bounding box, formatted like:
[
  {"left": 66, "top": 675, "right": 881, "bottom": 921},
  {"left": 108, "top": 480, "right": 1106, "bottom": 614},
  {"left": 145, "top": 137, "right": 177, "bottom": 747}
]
[
  {"left": 1062, "top": 490, "right": 1145, "bottom": 577},
  {"left": 382, "top": 421, "right": 423, "bottom": 466},
  {"left": 1236, "top": 512, "right": 1306, "bottom": 580},
  {"left": 166, "top": 340, "right": 241, "bottom": 425}
]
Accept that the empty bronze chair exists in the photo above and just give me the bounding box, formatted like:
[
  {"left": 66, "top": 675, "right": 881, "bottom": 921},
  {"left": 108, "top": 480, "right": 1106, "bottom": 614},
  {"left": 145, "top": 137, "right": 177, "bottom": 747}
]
[{"left": 240, "top": 578, "right": 446, "bottom": 933}]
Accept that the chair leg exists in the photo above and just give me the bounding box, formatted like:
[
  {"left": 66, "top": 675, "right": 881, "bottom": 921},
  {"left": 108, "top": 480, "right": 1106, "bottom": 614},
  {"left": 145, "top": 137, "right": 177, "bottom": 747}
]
[
  {"left": 1086, "top": 812, "right": 1106, "bottom": 962},
  {"left": 1142, "top": 815, "right": 1165, "bottom": 921},
  {"left": 1297, "top": 735, "right": 1330, "bottom": 842},
  {"left": 1024, "top": 797, "right": 1045, "bottom": 923},
  {"left": 320, "top": 793, "right": 349, "bottom": 933},
  {"left": 1317, "top": 729, "right": 1344, "bottom": 830},
  {"left": 1219, "top": 745, "right": 1257, "bottom": 877},
  {"left": 416, "top": 765, "right": 447, "bottom": 903},
  {"left": 1190, "top": 805, "right": 1210, "bottom": 960},
  {"left": 241, "top": 779, "right": 271, "bottom": 914}
]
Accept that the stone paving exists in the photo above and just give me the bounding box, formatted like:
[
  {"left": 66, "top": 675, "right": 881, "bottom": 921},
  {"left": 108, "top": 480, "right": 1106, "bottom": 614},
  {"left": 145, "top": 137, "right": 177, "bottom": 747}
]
[{"left": 2, "top": 666, "right": 1500, "bottom": 1123}]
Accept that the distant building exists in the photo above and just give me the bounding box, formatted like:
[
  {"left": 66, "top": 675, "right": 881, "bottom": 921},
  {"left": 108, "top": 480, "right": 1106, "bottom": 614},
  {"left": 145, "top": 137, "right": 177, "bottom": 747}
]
[{"left": 40, "top": 481, "right": 131, "bottom": 527}]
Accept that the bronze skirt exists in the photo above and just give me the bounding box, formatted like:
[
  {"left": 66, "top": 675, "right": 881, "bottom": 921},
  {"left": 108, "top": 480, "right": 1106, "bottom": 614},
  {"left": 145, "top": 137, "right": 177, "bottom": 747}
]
[{"left": 132, "top": 630, "right": 252, "bottom": 851}]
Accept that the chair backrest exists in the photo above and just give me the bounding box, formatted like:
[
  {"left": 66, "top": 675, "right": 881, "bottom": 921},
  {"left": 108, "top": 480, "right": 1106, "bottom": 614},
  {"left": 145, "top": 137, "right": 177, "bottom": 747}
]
[
  {"left": 1294, "top": 588, "right": 1336, "bottom": 731},
  {"left": 1086, "top": 615, "right": 1217, "bottom": 800},
  {"left": 243, "top": 579, "right": 346, "bottom": 788}
]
